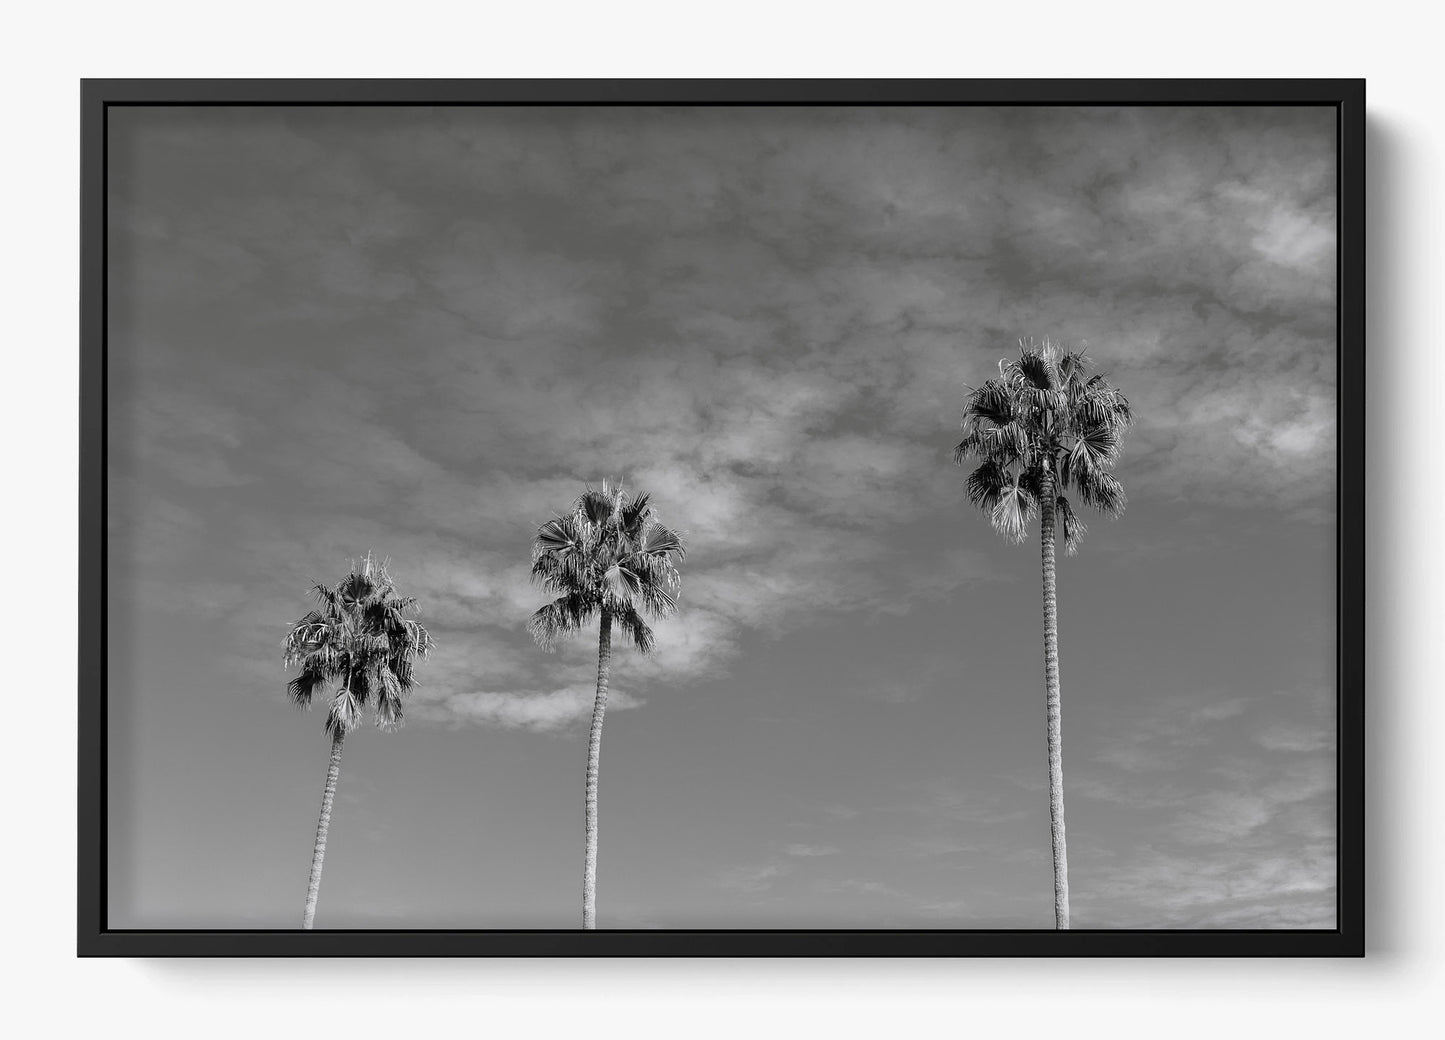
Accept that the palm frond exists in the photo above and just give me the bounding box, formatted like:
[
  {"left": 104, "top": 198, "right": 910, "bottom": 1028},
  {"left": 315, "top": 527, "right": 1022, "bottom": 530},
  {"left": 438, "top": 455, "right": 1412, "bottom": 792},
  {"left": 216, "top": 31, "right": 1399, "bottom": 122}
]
[
  {"left": 1074, "top": 468, "right": 1127, "bottom": 517},
  {"left": 1012, "top": 348, "right": 1055, "bottom": 392},
  {"left": 282, "top": 619, "right": 332, "bottom": 664},
  {"left": 638, "top": 573, "right": 680, "bottom": 617},
  {"left": 956, "top": 419, "right": 1026, "bottom": 467},
  {"left": 375, "top": 669, "right": 404, "bottom": 731},
  {"left": 962, "top": 380, "right": 1013, "bottom": 428},
  {"left": 528, "top": 593, "right": 593, "bottom": 651},
  {"left": 311, "top": 582, "right": 341, "bottom": 615},
  {"left": 603, "top": 563, "right": 643, "bottom": 609},
  {"left": 619, "top": 491, "right": 652, "bottom": 533},
  {"left": 405, "top": 619, "right": 434, "bottom": 657},
  {"left": 615, "top": 607, "right": 656, "bottom": 654},
  {"left": 953, "top": 430, "right": 985, "bottom": 465},
  {"left": 338, "top": 567, "right": 379, "bottom": 608},
  {"left": 1057, "top": 348, "right": 1093, "bottom": 388},
  {"left": 1055, "top": 494, "right": 1087, "bottom": 555},
  {"left": 390, "top": 649, "right": 415, "bottom": 691},
  {"left": 640, "top": 523, "right": 685, "bottom": 559},
  {"left": 534, "top": 517, "right": 578, "bottom": 557},
  {"left": 965, "top": 459, "right": 1009, "bottom": 513},
  {"left": 578, "top": 487, "right": 615, "bottom": 526},
  {"left": 286, "top": 662, "right": 330, "bottom": 709},
  {"left": 1019, "top": 465, "right": 1047, "bottom": 503},
  {"left": 1075, "top": 369, "right": 1131, "bottom": 417},
  {"left": 990, "top": 475, "right": 1037, "bottom": 544},
  {"left": 995, "top": 421, "right": 1032, "bottom": 463},
  {"left": 1065, "top": 423, "right": 1120, "bottom": 482},
  {"left": 325, "top": 685, "right": 361, "bottom": 740}
]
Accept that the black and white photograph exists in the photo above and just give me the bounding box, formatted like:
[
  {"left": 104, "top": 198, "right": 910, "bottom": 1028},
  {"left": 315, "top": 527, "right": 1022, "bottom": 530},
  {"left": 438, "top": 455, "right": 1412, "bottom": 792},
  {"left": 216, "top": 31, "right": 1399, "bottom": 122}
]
[{"left": 94, "top": 90, "right": 1356, "bottom": 948}]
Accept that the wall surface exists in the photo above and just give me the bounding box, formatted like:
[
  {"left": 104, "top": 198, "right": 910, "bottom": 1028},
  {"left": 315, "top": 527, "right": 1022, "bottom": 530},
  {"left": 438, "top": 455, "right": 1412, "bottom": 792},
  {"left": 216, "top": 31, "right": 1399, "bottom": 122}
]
[{"left": 5, "top": 2, "right": 1437, "bottom": 1036}]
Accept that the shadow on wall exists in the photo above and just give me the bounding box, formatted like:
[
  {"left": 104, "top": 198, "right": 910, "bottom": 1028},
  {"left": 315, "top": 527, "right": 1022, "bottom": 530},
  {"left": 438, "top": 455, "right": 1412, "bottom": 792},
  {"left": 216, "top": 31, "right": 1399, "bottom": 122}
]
[{"left": 1363, "top": 114, "right": 1404, "bottom": 961}]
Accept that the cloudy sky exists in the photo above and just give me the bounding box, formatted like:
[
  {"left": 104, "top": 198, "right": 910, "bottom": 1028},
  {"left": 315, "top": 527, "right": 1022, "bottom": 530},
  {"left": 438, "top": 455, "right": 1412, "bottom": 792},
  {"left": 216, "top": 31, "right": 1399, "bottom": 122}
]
[{"left": 106, "top": 105, "right": 1337, "bottom": 929}]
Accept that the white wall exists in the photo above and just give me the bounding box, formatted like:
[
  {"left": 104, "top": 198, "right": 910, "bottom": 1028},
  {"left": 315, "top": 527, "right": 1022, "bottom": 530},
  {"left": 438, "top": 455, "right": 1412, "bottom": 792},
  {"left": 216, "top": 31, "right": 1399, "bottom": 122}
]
[{"left": 4, "top": 2, "right": 1437, "bottom": 1035}]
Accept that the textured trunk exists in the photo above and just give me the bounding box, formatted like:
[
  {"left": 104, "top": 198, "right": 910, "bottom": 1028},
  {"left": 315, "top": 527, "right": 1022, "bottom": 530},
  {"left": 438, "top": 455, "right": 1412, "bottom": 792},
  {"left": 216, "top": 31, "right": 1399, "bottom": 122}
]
[
  {"left": 302, "top": 728, "right": 345, "bottom": 930},
  {"left": 582, "top": 609, "right": 612, "bottom": 930},
  {"left": 1039, "top": 473, "right": 1071, "bottom": 929}
]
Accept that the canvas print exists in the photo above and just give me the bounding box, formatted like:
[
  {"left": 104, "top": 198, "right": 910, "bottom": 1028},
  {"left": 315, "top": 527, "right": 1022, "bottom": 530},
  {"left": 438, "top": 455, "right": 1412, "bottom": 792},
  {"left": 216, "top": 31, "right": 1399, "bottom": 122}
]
[{"left": 104, "top": 104, "right": 1338, "bottom": 932}]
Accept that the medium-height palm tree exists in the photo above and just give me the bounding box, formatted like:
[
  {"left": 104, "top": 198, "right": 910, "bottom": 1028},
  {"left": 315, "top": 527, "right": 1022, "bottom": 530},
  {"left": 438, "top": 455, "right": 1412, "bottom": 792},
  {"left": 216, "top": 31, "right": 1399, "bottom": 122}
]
[
  {"left": 954, "top": 338, "right": 1132, "bottom": 930},
  {"left": 282, "top": 552, "right": 433, "bottom": 930},
  {"left": 528, "top": 481, "right": 685, "bottom": 930}
]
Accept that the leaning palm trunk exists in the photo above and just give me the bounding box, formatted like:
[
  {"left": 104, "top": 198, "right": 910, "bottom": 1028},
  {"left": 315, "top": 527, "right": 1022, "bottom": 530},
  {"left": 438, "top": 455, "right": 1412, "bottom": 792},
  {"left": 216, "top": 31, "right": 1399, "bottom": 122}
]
[
  {"left": 302, "top": 729, "right": 345, "bottom": 930},
  {"left": 582, "top": 609, "right": 612, "bottom": 930},
  {"left": 284, "top": 557, "right": 432, "bottom": 931},
  {"left": 1038, "top": 472, "right": 1070, "bottom": 929},
  {"left": 529, "top": 483, "right": 685, "bottom": 932}
]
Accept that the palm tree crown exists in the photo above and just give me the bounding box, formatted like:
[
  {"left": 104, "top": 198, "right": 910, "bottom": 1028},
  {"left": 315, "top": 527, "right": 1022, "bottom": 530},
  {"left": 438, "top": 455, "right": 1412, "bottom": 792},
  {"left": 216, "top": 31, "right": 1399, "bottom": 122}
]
[
  {"left": 955, "top": 338, "right": 1133, "bottom": 550},
  {"left": 528, "top": 481, "right": 686, "bottom": 652},
  {"left": 283, "top": 552, "right": 434, "bottom": 738}
]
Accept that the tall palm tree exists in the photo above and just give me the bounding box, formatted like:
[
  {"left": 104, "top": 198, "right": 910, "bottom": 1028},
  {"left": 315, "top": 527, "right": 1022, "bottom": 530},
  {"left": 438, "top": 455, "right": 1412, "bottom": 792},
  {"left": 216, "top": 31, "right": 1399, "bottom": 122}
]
[
  {"left": 282, "top": 552, "right": 433, "bottom": 930},
  {"left": 528, "top": 481, "right": 685, "bottom": 930},
  {"left": 954, "top": 338, "right": 1132, "bottom": 930}
]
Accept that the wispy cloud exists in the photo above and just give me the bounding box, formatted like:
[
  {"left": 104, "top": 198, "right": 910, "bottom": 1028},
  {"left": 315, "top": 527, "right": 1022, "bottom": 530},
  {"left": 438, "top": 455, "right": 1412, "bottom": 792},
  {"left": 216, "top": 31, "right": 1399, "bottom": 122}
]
[
  {"left": 713, "top": 862, "right": 791, "bottom": 895},
  {"left": 423, "top": 686, "right": 644, "bottom": 733},
  {"left": 109, "top": 105, "right": 1336, "bottom": 741},
  {"left": 1069, "top": 685, "right": 1336, "bottom": 927}
]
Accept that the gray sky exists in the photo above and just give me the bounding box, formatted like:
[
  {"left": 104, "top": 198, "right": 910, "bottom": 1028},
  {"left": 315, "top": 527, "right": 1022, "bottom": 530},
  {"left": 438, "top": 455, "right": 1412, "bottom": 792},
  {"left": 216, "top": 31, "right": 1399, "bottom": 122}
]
[{"left": 106, "top": 105, "right": 1336, "bottom": 929}]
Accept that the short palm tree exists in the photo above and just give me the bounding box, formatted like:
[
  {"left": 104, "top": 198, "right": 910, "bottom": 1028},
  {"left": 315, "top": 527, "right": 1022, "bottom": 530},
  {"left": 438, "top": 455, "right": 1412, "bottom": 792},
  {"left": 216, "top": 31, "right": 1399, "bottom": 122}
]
[
  {"left": 528, "top": 481, "right": 685, "bottom": 930},
  {"left": 282, "top": 552, "right": 433, "bottom": 929},
  {"left": 954, "top": 338, "right": 1132, "bottom": 929}
]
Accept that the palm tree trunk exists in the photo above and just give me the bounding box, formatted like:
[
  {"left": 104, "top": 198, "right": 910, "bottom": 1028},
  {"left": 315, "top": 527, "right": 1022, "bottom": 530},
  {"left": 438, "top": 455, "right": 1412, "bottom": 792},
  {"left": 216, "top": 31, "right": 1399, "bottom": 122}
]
[
  {"left": 1039, "top": 475, "right": 1071, "bottom": 929},
  {"left": 582, "top": 609, "right": 612, "bottom": 930},
  {"left": 302, "top": 728, "right": 345, "bottom": 930}
]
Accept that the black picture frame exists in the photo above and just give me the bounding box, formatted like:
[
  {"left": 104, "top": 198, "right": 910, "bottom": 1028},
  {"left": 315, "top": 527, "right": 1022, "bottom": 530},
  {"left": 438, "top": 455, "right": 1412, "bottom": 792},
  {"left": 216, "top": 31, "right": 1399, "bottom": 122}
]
[{"left": 79, "top": 78, "right": 1365, "bottom": 958}]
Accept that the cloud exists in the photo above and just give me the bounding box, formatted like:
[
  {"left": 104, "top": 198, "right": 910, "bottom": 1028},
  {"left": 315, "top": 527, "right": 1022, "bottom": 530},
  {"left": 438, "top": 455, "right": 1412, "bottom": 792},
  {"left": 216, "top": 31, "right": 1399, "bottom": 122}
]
[
  {"left": 1254, "top": 720, "right": 1335, "bottom": 753},
  {"left": 713, "top": 862, "right": 790, "bottom": 894},
  {"left": 811, "top": 877, "right": 975, "bottom": 922},
  {"left": 1089, "top": 694, "right": 1252, "bottom": 773},
  {"left": 108, "top": 105, "right": 1337, "bottom": 734},
  {"left": 107, "top": 476, "right": 205, "bottom": 568},
  {"left": 429, "top": 686, "right": 642, "bottom": 733},
  {"left": 1068, "top": 685, "right": 1336, "bottom": 926},
  {"left": 785, "top": 843, "right": 840, "bottom": 858},
  {"left": 1072, "top": 840, "right": 1337, "bottom": 929},
  {"left": 111, "top": 388, "right": 258, "bottom": 489}
]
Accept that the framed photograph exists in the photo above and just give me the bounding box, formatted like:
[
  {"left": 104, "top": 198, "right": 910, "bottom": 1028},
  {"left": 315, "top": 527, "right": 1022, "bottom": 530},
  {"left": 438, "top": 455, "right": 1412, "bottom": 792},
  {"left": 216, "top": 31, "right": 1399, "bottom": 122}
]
[{"left": 81, "top": 79, "right": 1364, "bottom": 957}]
